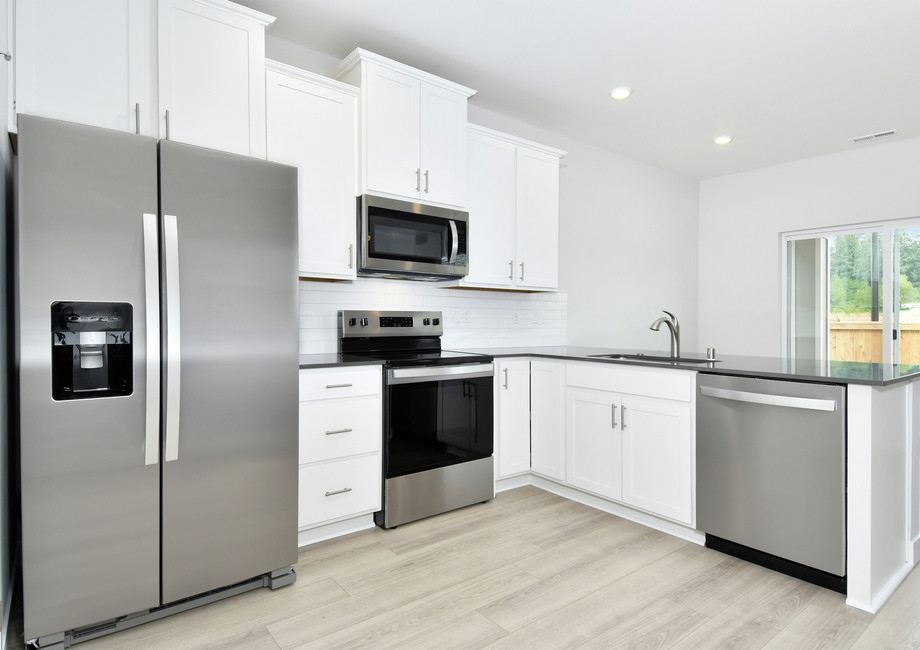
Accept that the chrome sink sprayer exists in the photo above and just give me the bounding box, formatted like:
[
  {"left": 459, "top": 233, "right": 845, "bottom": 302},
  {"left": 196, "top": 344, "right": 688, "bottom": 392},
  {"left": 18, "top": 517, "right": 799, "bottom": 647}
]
[{"left": 650, "top": 310, "right": 680, "bottom": 358}]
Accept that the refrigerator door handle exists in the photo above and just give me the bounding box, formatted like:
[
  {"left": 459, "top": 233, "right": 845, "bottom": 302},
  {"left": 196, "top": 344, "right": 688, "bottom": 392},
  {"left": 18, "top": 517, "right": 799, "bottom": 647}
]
[
  {"left": 143, "top": 213, "right": 160, "bottom": 466},
  {"left": 164, "top": 214, "right": 182, "bottom": 462}
]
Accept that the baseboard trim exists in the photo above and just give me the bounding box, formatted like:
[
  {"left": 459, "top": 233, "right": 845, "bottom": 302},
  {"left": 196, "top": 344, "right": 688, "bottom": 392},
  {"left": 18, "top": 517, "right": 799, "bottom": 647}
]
[{"left": 298, "top": 515, "right": 376, "bottom": 547}]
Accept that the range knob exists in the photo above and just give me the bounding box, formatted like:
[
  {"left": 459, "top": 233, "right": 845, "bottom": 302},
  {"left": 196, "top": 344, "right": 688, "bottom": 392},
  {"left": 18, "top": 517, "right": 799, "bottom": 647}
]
[
  {"left": 423, "top": 318, "right": 431, "bottom": 325},
  {"left": 359, "top": 318, "right": 369, "bottom": 326},
  {"left": 347, "top": 318, "right": 357, "bottom": 327},
  {"left": 432, "top": 318, "right": 440, "bottom": 326}
]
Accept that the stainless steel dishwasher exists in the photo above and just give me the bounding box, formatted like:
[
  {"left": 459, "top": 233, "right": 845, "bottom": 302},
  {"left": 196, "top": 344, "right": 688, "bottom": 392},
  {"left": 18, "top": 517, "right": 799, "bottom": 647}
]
[{"left": 696, "top": 374, "right": 846, "bottom": 593}]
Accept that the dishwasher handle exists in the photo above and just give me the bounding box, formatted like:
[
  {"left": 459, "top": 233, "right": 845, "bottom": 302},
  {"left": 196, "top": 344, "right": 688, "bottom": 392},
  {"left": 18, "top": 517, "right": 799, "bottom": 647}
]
[{"left": 700, "top": 385, "right": 837, "bottom": 412}]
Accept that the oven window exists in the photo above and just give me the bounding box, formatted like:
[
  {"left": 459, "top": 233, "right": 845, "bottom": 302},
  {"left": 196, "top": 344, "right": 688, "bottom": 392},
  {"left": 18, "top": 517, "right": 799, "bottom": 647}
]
[
  {"left": 368, "top": 211, "right": 450, "bottom": 264},
  {"left": 386, "top": 374, "right": 493, "bottom": 478}
]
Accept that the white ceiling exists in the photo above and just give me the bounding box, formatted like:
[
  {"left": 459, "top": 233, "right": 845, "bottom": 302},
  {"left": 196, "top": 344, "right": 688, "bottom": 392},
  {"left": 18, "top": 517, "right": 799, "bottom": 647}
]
[{"left": 239, "top": 0, "right": 920, "bottom": 180}]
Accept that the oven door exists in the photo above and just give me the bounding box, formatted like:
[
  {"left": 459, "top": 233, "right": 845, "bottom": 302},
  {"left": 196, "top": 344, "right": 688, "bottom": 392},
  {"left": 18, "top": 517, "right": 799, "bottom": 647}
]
[
  {"left": 385, "top": 363, "right": 493, "bottom": 478},
  {"left": 359, "top": 195, "right": 468, "bottom": 278}
]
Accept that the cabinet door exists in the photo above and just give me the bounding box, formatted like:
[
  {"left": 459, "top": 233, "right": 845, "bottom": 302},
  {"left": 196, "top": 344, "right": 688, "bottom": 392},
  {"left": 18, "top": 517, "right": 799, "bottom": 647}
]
[
  {"left": 419, "top": 82, "right": 467, "bottom": 207},
  {"left": 266, "top": 69, "right": 357, "bottom": 279},
  {"left": 497, "top": 360, "right": 531, "bottom": 477},
  {"left": 463, "top": 128, "right": 516, "bottom": 287},
  {"left": 621, "top": 395, "right": 693, "bottom": 524},
  {"left": 158, "top": 0, "right": 267, "bottom": 157},
  {"left": 364, "top": 62, "right": 421, "bottom": 199},
  {"left": 566, "top": 388, "right": 621, "bottom": 500},
  {"left": 15, "top": 0, "right": 148, "bottom": 134},
  {"left": 531, "top": 361, "right": 565, "bottom": 480},
  {"left": 515, "top": 146, "right": 560, "bottom": 290}
]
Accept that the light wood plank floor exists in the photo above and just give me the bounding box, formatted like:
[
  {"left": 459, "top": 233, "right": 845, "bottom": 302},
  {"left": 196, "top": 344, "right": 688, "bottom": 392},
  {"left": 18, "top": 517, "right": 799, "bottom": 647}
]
[{"left": 62, "top": 486, "right": 920, "bottom": 649}]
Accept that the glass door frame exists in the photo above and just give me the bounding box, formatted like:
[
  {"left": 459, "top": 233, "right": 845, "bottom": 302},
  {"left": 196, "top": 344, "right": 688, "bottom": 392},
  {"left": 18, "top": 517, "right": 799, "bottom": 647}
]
[{"left": 782, "top": 216, "right": 920, "bottom": 366}]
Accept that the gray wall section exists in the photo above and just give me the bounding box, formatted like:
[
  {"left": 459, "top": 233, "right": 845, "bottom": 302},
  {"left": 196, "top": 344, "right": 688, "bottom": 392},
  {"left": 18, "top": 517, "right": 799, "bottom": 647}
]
[{"left": 2, "top": 0, "right": 11, "bottom": 646}]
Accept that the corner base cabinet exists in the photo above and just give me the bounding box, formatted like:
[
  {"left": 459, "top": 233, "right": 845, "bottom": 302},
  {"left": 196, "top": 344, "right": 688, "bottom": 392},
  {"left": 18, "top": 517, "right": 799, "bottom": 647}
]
[{"left": 298, "top": 366, "right": 382, "bottom": 531}]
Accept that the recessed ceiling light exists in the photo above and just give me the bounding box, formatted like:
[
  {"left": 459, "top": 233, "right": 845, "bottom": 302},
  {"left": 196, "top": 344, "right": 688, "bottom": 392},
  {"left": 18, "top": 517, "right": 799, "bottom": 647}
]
[
  {"left": 714, "top": 135, "right": 732, "bottom": 145},
  {"left": 610, "top": 87, "right": 632, "bottom": 101}
]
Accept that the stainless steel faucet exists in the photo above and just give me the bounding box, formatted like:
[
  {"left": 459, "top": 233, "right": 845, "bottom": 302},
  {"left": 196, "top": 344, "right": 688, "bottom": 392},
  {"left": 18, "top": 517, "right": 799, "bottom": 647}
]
[{"left": 650, "top": 310, "right": 681, "bottom": 358}]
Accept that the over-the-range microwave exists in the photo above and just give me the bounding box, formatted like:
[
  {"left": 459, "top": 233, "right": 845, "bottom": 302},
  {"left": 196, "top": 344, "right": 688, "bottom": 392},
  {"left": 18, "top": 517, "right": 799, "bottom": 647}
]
[{"left": 357, "top": 194, "right": 468, "bottom": 281}]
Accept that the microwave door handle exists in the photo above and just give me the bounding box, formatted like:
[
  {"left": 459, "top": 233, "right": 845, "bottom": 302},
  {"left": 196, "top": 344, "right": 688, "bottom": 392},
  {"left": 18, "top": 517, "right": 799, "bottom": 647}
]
[{"left": 448, "top": 220, "right": 459, "bottom": 264}]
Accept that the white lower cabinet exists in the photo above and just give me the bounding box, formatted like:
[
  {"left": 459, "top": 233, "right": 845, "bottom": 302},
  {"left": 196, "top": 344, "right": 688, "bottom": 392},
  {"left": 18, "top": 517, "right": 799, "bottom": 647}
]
[
  {"left": 496, "top": 359, "right": 531, "bottom": 478},
  {"left": 530, "top": 361, "right": 566, "bottom": 480},
  {"left": 565, "top": 363, "right": 695, "bottom": 526},
  {"left": 298, "top": 366, "right": 382, "bottom": 531}
]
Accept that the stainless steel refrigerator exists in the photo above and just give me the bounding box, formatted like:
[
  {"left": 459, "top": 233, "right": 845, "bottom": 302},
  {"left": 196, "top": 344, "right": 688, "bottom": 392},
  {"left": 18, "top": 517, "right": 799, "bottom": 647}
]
[{"left": 12, "top": 114, "right": 299, "bottom": 647}]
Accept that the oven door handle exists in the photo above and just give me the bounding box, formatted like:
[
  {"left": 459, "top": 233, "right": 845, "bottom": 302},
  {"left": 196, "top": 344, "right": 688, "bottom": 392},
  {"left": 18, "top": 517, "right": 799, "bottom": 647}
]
[{"left": 388, "top": 363, "right": 494, "bottom": 385}]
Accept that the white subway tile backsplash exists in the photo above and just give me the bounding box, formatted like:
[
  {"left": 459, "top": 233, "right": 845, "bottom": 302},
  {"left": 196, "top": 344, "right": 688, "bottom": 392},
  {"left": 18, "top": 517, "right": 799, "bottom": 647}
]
[{"left": 297, "top": 279, "right": 567, "bottom": 353}]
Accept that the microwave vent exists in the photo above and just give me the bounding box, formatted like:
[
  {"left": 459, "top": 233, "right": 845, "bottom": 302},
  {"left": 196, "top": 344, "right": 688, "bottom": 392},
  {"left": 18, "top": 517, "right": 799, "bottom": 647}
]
[{"left": 849, "top": 130, "right": 898, "bottom": 144}]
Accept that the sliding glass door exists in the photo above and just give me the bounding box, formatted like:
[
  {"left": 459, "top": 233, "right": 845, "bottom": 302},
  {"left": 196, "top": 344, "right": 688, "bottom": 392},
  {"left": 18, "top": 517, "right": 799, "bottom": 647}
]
[{"left": 784, "top": 219, "right": 920, "bottom": 367}]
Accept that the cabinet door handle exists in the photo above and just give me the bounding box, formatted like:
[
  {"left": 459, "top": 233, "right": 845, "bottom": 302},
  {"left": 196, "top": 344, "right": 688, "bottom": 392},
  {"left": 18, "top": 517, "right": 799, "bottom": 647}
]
[
  {"left": 348, "top": 244, "right": 354, "bottom": 269},
  {"left": 325, "top": 487, "right": 353, "bottom": 497},
  {"left": 424, "top": 170, "right": 429, "bottom": 193},
  {"left": 508, "top": 261, "right": 513, "bottom": 279},
  {"left": 325, "top": 428, "right": 353, "bottom": 436},
  {"left": 612, "top": 403, "right": 617, "bottom": 429},
  {"left": 326, "top": 383, "right": 353, "bottom": 389},
  {"left": 503, "top": 367, "right": 509, "bottom": 389},
  {"left": 165, "top": 109, "right": 170, "bottom": 140},
  {"left": 416, "top": 168, "right": 421, "bottom": 192},
  {"left": 621, "top": 405, "right": 627, "bottom": 430},
  {"left": 520, "top": 262, "right": 525, "bottom": 282},
  {"left": 135, "top": 103, "right": 140, "bottom": 135}
]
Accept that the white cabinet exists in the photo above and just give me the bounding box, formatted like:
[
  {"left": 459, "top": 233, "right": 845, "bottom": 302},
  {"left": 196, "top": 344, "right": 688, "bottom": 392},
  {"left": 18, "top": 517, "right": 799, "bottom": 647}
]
[
  {"left": 298, "top": 366, "right": 382, "bottom": 531},
  {"left": 620, "top": 395, "right": 693, "bottom": 523},
  {"left": 455, "top": 125, "right": 565, "bottom": 291},
  {"left": 330, "top": 48, "right": 474, "bottom": 208},
  {"left": 12, "top": 0, "right": 148, "bottom": 134},
  {"left": 566, "top": 388, "right": 622, "bottom": 500},
  {"left": 496, "top": 359, "right": 531, "bottom": 478},
  {"left": 566, "top": 363, "right": 695, "bottom": 525},
  {"left": 12, "top": 0, "right": 272, "bottom": 158},
  {"left": 266, "top": 61, "right": 358, "bottom": 280},
  {"left": 158, "top": 0, "right": 271, "bottom": 157},
  {"left": 530, "top": 361, "right": 566, "bottom": 480}
]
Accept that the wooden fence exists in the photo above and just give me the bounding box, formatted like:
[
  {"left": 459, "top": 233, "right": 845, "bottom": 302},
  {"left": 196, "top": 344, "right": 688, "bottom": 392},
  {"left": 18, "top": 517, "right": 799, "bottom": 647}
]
[{"left": 830, "top": 321, "right": 920, "bottom": 364}]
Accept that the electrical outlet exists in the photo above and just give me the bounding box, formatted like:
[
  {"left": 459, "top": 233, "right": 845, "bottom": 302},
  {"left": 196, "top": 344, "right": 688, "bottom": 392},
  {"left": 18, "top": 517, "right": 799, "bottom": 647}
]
[
  {"left": 452, "top": 308, "right": 462, "bottom": 323},
  {"left": 532, "top": 309, "right": 539, "bottom": 324},
  {"left": 512, "top": 309, "right": 519, "bottom": 324},
  {"left": 462, "top": 308, "right": 471, "bottom": 323}
]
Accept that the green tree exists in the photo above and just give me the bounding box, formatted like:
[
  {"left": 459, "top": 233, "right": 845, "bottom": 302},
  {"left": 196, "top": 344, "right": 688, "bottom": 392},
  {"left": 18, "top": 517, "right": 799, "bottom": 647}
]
[{"left": 901, "top": 274, "right": 920, "bottom": 307}]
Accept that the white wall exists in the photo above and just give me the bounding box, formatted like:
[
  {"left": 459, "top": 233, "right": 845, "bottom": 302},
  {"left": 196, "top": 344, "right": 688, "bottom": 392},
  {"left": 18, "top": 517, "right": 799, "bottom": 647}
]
[
  {"left": 698, "top": 136, "right": 920, "bottom": 357},
  {"left": 467, "top": 105, "right": 700, "bottom": 354}
]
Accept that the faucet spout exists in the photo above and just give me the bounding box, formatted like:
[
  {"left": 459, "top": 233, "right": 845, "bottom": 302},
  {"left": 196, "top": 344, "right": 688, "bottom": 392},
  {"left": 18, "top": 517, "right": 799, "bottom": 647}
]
[{"left": 649, "top": 310, "right": 681, "bottom": 358}]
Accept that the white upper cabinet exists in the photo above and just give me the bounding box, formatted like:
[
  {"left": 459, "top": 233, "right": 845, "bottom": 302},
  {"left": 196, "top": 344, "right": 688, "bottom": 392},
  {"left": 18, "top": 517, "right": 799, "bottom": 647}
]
[
  {"left": 265, "top": 61, "right": 358, "bottom": 280},
  {"left": 158, "top": 0, "right": 271, "bottom": 158},
  {"left": 12, "top": 0, "right": 272, "bottom": 158},
  {"left": 455, "top": 125, "right": 565, "bottom": 291},
  {"left": 13, "top": 0, "right": 148, "bottom": 134},
  {"left": 330, "top": 48, "right": 474, "bottom": 208}
]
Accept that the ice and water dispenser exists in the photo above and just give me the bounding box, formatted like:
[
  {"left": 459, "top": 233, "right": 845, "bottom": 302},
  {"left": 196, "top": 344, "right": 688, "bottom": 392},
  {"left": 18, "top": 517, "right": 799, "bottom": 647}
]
[{"left": 51, "top": 302, "right": 134, "bottom": 400}]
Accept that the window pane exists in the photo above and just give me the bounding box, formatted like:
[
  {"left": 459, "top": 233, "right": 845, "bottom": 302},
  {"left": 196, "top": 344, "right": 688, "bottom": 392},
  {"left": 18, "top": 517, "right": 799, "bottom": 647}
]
[
  {"left": 828, "top": 232, "right": 883, "bottom": 362},
  {"left": 894, "top": 227, "right": 920, "bottom": 364}
]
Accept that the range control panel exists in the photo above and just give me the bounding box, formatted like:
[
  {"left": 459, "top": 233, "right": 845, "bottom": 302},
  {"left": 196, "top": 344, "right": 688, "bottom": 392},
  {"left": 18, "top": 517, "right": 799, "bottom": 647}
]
[{"left": 339, "top": 310, "right": 443, "bottom": 338}]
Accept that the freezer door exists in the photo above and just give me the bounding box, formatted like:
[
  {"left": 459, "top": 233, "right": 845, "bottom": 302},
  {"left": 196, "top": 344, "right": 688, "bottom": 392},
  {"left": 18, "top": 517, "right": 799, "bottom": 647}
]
[
  {"left": 15, "top": 115, "right": 161, "bottom": 641},
  {"left": 158, "top": 140, "right": 299, "bottom": 604}
]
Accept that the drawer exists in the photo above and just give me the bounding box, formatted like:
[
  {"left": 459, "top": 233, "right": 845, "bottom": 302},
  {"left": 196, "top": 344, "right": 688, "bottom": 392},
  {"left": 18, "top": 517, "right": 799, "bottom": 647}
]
[
  {"left": 567, "top": 362, "right": 694, "bottom": 402},
  {"left": 299, "top": 366, "right": 382, "bottom": 401},
  {"left": 299, "top": 396, "right": 381, "bottom": 464},
  {"left": 298, "top": 454, "right": 381, "bottom": 529}
]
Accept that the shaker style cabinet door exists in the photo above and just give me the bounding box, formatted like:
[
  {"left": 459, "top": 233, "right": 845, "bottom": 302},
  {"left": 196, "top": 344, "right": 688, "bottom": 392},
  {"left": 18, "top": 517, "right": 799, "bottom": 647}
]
[
  {"left": 364, "top": 62, "right": 422, "bottom": 199},
  {"left": 566, "top": 387, "right": 622, "bottom": 500},
  {"left": 515, "top": 146, "right": 560, "bottom": 290},
  {"left": 419, "top": 81, "right": 468, "bottom": 207},
  {"left": 158, "top": 0, "right": 271, "bottom": 158},
  {"left": 463, "top": 128, "right": 516, "bottom": 287},
  {"left": 14, "top": 0, "right": 148, "bottom": 134},
  {"left": 496, "top": 359, "right": 531, "bottom": 477},
  {"left": 266, "top": 63, "right": 358, "bottom": 280},
  {"left": 530, "top": 361, "right": 565, "bottom": 481}
]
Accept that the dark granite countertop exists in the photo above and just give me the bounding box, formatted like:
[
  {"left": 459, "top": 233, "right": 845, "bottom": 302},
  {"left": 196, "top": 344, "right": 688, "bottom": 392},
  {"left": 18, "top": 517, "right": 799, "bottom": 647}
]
[
  {"left": 298, "top": 353, "right": 386, "bottom": 370},
  {"left": 457, "top": 346, "right": 920, "bottom": 387}
]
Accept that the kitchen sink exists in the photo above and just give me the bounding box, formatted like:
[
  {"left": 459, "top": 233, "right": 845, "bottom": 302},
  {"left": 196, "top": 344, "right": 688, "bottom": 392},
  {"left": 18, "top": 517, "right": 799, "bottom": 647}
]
[{"left": 589, "top": 353, "right": 720, "bottom": 364}]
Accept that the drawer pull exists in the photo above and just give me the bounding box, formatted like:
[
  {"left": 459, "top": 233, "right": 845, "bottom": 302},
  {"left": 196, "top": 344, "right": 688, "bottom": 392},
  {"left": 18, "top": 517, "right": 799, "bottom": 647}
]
[
  {"left": 325, "top": 487, "right": 353, "bottom": 497},
  {"left": 325, "top": 383, "right": 353, "bottom": 389},
  {"left": 325, "top": 428, "right": 353, "bottom": 436}
]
